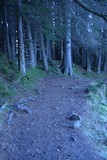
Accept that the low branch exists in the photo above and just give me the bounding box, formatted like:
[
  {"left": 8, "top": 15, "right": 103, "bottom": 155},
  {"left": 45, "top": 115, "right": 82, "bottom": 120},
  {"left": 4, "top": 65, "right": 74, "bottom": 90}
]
[{"left": 74, "top": 0, "right": 107, "bottom": 22}]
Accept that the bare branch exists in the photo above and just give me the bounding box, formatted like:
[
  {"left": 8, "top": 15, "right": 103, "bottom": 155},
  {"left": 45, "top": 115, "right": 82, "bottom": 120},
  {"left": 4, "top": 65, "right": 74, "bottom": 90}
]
[{"left": 74, "top": 0, "right": 107, "bottom": 21}]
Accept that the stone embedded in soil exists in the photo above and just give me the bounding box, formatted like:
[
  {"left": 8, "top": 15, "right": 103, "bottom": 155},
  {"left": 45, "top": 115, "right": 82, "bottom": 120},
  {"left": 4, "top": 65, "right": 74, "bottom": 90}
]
[
  {"left": 0, "top": 102, "right": 8, "bottom": 113},
  {"left": 69, "top": 99, "right": 75, "bottom": 102},
  {"left": 17, "top": 104, "right": 32, "bottom": 114},
  {"left": 7, "top": 111, "right": 15, "bottom": 125},
  {"left": 67, "top": 113, "right": 80, "bottom": 121},
  {"left": 10, "top": 103, "right": 32, "bottom": 114},
  {"left": 73, "top": 120, "right": 81, "bottom": 129},
  {"left": 28, "top": 96, "right": 37, "bottom": 101},
  {"left": 18, "top": 97, "right": 28, "bottom": 104},
  {"left": 65, "top": 113, "right": 82, "bottom": 129},
  {"left": 62, "top": 119, "right": 81, "bottom": 129}
]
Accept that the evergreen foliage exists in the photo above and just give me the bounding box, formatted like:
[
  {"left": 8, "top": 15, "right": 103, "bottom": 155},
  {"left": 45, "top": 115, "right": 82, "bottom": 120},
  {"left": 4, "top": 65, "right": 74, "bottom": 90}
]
[{"left": 0, "top": 0, "right": 107, "bottom": 76}]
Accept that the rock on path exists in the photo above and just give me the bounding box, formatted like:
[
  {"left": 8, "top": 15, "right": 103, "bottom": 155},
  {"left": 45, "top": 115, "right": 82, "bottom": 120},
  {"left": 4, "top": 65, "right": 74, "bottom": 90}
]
[{"left": 0, "top": 77, "right": 105, "bottom": 160}]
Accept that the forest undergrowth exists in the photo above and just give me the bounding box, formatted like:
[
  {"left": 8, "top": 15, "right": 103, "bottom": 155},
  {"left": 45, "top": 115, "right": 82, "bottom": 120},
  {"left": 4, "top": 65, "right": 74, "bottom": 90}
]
[
  {"left": 82, "top": 81, "right": 107, "bottom": 159},
  {"left": 0, "top": 53, "right": 107, "bottom": 159}
]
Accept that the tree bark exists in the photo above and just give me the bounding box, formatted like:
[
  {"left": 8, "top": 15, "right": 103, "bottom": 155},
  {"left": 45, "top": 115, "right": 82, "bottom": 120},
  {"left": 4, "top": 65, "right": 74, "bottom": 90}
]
[
  {"left": 104, "top": 52, "right": 107, "bottom": 73},
  {"left": 98, "top": 50, "right": 101, "bottom": 75},
  {"left": 87, "top": 51, "right": 91, "bottom": 72},
  {"left": 46, "top": 39, "right": 52, "bottom": 62},
  {"left": 4, "top": 5, "right": 11, "bottom": 58},
  {"left": 26, "top": 22, "right": 36, "bottom": 68},
  {"left": 81, "top": 48, "right": 86, "bottom": 68},
  {"left": 17, "top": 0, "right": 26, "bottom": 76},
  {"left": 40, "top": 30, "right": 48, "bottom": 70},
  {"left": 10, "top": 15, "right": 16, "bottom": 59},
  {"left": 34, "top": 31, "right": 37, "bottom": 66},
  {"left": 64, "top": 6, "right": 73, "bottom": 77}
]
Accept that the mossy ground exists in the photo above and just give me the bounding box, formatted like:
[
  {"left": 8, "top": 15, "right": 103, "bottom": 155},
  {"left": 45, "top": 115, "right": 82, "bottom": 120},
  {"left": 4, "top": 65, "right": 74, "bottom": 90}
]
[
  {"left": 0, "top": 53, "right": 19, "bottom": 97},
  {"left": 0, "top": 53, "right": 47, "bottom": 98},
  {"left": 0, "top": 81, "right": 13, "bottom": 97},
  {"left": 82, "top": 81, "right": 107, "bottom": 159},
  {"left": 0, "top": 53, "right": 47, "bottom": 128},
  {"left": 20, "top": 67, "right": 47, "bottom": 89},
  {"left": 73, "top": 64, "right": 107, "bottom": 81},
  {"left": 1, "top": 53, "right": 107, "bottom": 158}
]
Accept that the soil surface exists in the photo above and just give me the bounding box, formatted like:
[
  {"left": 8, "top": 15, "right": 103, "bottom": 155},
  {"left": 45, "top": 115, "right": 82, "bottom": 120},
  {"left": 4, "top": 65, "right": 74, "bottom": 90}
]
[{"left": 0, "top": 76, "right": 106, "bottom": 160}]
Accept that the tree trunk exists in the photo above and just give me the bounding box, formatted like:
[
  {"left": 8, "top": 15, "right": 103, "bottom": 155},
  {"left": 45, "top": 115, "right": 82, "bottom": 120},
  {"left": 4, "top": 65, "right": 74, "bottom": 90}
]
[
  {"left": 81, "top": 48, "right": 86, "bottom": 68},
  {"left": 26, "top": 22, "right": 36, "bottom": 68},
  {"left": 64, "top": 7, "right": 73, "bottom": 77},
  {"left": 87, "top": 51, "right": 91, "bottom": 72},
  {"left": 40, "top": 30, "right": 48, "bottom": 71},
  {"left": 34, "top": 31, "right": 37, "bottom": 66},
  {"left": 104, "top": 52, "right": 107, "bottom": 73},
  {"left": 4, "top": 5, "right": 11, "bottom": 58},
  {"left": 46, "top": 39, "right": 52, "bottom": 62},
  {"left": 17, "top": 0, "right": 26, "bottom": 76},
  {"left": 10, "top": 15, "right": 16, "bottom": 59},
  {"left": 98, "top": 50, "right": 101, "bottom": 75},
  {"left": 51, "top": 42, "right": 55, "bottom": 59}
]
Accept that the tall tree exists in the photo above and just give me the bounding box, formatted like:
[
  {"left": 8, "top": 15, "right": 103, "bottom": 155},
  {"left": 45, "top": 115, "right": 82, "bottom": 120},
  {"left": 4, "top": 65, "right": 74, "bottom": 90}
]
[
  {"left": 17, "top": 0, "right": 26, "bottom": 76},
  {"left": 64, "top": 1, "right": 73, "bottom": 76}
]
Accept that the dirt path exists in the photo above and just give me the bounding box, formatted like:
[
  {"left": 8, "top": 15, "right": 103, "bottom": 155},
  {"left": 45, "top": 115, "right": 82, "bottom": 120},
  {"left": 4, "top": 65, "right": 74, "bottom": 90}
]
[{"left": 0, "top": 76, "right": 105, "bottom": 160}]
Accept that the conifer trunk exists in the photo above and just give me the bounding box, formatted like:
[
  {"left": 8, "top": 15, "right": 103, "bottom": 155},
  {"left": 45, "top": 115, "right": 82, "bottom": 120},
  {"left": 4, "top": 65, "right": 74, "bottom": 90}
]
[
  {"left": 10, "top": 15, "right": 16, "bottom": 59},
  {"left": 27, "top": 22, "right": 36, "bottom": 68},
  {"left": 104, "top": 52, "right": 107, "bottom": 73},
  {"left": 34, "top": 31, "right": 37, "bottom": 66},
  {"left": 40, "top": 30, "right": 48, "bottom": 71},
  {"left": 87, "top": 51, "right": 91, "bottom": 72},
  {"left": 64, "top": 6, "right": 73, "bottom": 77},
  {"left": 17, "top": 0, "right": 26, "bottom": 76},
  {"left": 47, "top": 39, "right": 52, "bottom": 62},
  {"left": 4, "top": 5, "right": 11, "bottom": 58},
  {"left": 98, "top": 51, "right": 101, "bottom": 75}
]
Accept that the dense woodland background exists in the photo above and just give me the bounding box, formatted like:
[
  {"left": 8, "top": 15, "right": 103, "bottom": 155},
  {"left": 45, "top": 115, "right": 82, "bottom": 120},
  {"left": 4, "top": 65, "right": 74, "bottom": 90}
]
[
  {"left": 0, "top": 0, "right": 107, "bottom": 77},
  {"left": 1, "top": 1, "right": 107, "bottom": 159}
]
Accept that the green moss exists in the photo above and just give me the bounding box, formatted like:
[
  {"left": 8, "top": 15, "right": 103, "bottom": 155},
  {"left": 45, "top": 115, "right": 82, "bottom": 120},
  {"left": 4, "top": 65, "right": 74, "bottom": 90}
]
[
  {"left": 0, "top": 53, "right": 20, "bottom": 81},
  {"left": 83, "top": 81, "right": 107, "bottom": 158},
  {"left": 0, "top": 53, "right": 47, "bottom": 97},
  {"left": 73, "top": 64, "right": 84, "bottom": 75},
  {"left": 84, "top": 72, "right": 96, "bottom": 78},
  {"left": 48, "top": 61, "right": 62, "bottom": 75},
  {"left": 0, "top": 81, "right": 14, "bottom": 97},
  {"left": 88, "top": 83, "right": 107, "bottom": 114},
  {"left": 48, "top": 66, "right": 59, "bottom": 74},
  {"left": 20, "top": 67, "right": 47, "bottom": 89}
]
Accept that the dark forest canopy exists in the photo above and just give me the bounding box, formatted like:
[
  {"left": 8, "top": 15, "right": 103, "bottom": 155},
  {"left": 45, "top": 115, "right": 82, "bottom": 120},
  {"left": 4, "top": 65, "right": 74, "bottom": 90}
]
[{"left": 0, "top": 0, "right": 107, "bottom": 76}]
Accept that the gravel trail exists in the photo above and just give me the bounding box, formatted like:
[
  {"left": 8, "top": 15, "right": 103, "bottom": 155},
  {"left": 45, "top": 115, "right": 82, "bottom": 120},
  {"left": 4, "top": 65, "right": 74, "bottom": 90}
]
[{"left": 0, "top": 76, "right": 105, "bottom": 160}]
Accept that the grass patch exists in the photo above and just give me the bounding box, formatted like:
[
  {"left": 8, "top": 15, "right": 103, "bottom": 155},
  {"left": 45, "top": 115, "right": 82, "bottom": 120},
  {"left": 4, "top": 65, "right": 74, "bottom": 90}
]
[
  {"left": 0, "top": 53, "right": 47, "bottom": 130},
  {"left": 20, "top": 67, "right": 47, "bottom": 89},
  {"left": 0, "top": 53, "right": 47, "bottom": 96},
  {"left": 0, "top": 81, "right": 15, "bottom": 97},
  {"left": 0, "top": 53, "right": 19, "bottom": 81},
  {"left": 73, "top": 64, "right": 107, "bottom": 81},
  {"left": 82, "top": 81, "right": 107, "bottom": 159},
  {"left": 48, "top": 60, "right": 62, "bottom": 75}
]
